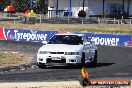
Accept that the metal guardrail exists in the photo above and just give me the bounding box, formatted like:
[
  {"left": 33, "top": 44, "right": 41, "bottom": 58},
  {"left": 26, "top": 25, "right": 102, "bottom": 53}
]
[
  {"left": 97, "top": 18, "right": 132, "bottom": 24},
  {"left": 1, "top": 12, "right": 132, "bottom": 24}
]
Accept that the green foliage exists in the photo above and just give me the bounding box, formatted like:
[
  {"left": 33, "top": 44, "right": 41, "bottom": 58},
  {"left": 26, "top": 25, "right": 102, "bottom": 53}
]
[
  {"left": 15, "top": 0, "right": 29, "bottom": 12},
  {"left": 0, "top": 0, "right": 48, "bottom": 13},
  {"left": 35, "top": 0, "right": 48, "bottom": 14},
  {"left": 0, "top": 0, "right": 29, "bottom": 12},
  {"left": 0, "top": 0, "right": 11, "bottom": 9}
]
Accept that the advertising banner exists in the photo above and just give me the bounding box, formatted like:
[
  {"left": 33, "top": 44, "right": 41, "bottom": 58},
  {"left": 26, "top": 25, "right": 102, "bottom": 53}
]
[
  {"left": 1, "top": 28, "right": 56, "bottom": 42},
  {"left": 84, "top": 33, "right": 132, "bottom": 47},
  {"left": 0, "top": 27, "right": 6, "bottom": 40},
  {"left": 0, "top": 28, "right": 132, "bottom": 47}
]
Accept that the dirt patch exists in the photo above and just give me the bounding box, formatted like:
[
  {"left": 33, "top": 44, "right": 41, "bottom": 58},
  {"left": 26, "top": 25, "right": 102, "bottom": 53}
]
[
  {"left": 0, "top": 81, "right": 131, "bottom": 88},
  {"left": 0, "top": 51, "right": 32, "bottom": 68}
]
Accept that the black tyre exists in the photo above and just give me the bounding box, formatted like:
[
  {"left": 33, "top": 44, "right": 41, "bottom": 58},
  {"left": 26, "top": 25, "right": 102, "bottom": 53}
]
[
  {"left": 37, "top": 64, "right": 46, "bottom": 69},
  {"left": 81, "top": 52, "right": 85, "bottom": 67},
  {"left": 92, "top": 50, "right": 97, "bottom": 64},
  {"left": 80, "top": 78, "right": 90, "bottom": 86}
]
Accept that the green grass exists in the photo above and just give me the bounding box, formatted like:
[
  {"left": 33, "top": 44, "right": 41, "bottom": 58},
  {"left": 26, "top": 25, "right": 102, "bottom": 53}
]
[
  {"left": 0, "top": 51, "right": 30, "bottom": 68},
  {"left": 74, "top": 28, "right": 132, "bottom": 34},
  {"left": 1, "top": 21, "right": 132, "bottom": 35}
]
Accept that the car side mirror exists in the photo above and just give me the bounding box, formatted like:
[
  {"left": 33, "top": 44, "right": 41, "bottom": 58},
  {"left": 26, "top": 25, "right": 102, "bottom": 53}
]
[
  {"left": 42, "top": 41, "right": 47, "bottom": 45},
  {"left": 85, "top": 42, "right": 91, "bottom": 45}
]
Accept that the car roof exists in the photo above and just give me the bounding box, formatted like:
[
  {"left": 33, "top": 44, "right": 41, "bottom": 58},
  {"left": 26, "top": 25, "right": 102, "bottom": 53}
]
[{"left": 55, "top": 32, "right": 84, "bottom": 36}]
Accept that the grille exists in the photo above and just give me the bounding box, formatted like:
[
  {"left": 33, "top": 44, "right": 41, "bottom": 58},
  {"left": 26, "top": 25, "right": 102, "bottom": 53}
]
[
  {"left": 50, "top": 52, "right": 64, "bottom": 54},
  {"left": 47, "top": 58, "right": 66, "bottom": 63}
]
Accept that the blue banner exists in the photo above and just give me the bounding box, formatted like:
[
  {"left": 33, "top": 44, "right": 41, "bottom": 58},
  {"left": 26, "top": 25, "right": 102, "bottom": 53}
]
[
  {"left": 1, "top": 28, "right": 132, "bottom": 47},
  {"left": 84, "top": 33, "right": 132, "bottom": 46},
  {"left": 3, "top": 29, "right": 56, "bottom": 42}
]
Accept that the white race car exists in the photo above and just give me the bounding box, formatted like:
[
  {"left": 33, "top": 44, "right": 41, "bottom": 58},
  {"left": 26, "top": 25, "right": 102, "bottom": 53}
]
[{"left": 37, "top": 33, "right": 97, "bottom": 68}]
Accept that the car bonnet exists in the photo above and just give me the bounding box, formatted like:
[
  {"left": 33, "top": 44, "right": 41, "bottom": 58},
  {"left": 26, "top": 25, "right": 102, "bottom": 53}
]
[{"left": 38, "top": 44, "right": 83, "bottom": 52}]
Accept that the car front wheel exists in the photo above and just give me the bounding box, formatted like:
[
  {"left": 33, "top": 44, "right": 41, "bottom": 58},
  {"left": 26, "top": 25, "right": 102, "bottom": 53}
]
[
  {"left": 81, "top": 52, "right": 85, "bottom": 67},
  {"left": 92, "top": 50, "right": 97, "bottom": 64},
  {"left": 37, "top": 63, "right": 46, "bottom": 69}
]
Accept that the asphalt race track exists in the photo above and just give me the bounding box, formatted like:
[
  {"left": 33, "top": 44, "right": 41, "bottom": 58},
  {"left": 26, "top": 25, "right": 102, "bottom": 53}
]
[{"left": 0, "top": 41, "right": 132, "bottom": 82}]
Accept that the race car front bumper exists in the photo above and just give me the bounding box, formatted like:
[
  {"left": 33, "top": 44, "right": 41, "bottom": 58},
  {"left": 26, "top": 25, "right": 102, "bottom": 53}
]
[{"left": 37, "top": 54, "right": 82, "bottom": 65}]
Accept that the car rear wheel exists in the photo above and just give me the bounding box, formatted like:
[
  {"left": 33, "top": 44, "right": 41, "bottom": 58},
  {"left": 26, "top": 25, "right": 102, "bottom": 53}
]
[
  {"left": 92, "top": 50, "right": 97, "bottom": 64},
  {"left": 81, "top": 52, "right": 85, "bottom": 67},
  {"left": 80, "top": 78, "right": 90, "bottom": 86},
  {"left": 37, "top": 64, "right": 46, "bottom": 69}
]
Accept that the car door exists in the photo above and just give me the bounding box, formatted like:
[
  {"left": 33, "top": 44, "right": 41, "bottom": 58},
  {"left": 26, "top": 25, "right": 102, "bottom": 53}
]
[
  {"left": 83, "top": 36, "right": 95, "bottom": 62},
  {"left": 84, "top": 41, "right": 93, "bottom": 60}
]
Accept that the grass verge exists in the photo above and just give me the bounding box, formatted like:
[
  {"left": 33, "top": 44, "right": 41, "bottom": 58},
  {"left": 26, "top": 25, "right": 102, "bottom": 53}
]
[
  {"left": 0, "top": 51, "right": 31, "bottom": 68},
  {"left": 1, "top": 21, "right": 132, "bottom": 34}
]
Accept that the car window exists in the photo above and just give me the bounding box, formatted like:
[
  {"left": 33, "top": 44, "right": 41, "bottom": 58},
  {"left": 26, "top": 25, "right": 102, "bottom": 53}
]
[
  {"left": 48, "top": 35, "right": 83, "bottom": 45},
  {"left": 83, "top": 36, "right": 93, "bottom": 44}
]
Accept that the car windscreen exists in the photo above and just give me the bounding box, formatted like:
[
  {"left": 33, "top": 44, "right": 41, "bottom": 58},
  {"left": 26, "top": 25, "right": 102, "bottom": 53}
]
[{"left": 47, "top": 35, "right": 83, "bottom": 45}]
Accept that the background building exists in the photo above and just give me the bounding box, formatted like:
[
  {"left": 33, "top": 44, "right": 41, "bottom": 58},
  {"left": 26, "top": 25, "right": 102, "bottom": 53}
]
[{"left": 48, "top": 0, "right": 131, "bottom": 18}]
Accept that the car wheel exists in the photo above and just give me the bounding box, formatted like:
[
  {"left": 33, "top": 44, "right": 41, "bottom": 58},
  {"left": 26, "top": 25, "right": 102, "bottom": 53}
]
[
  {"left": 80, "top": 78, "right": 90, "bottom": 86},
  {"left": 37, "top": 64, "right": 46, "bottom": 69},
  {"left": 81, "top": 52, "right": 85, "bottom": 67},
  {"left": 92, "top": 50, "right": 97, "bottom": 64}
]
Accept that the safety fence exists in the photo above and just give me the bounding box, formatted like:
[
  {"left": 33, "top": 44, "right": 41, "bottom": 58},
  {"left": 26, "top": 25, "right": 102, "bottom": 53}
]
[
  {"left": 0, "top": 27, "right": 132, "bottom": 47},
  {"left": 1, "top": 12, "right": 132, "bottom": 24}
]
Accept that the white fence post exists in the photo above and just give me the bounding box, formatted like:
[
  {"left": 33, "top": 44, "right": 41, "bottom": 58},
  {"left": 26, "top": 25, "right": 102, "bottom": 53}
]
[
  {"left": 14, "top": 17, "right": 16, "bottom": 24},
  {"left": 98, "top": 17, "right": 100, "bottom": 24},
  {"left": 130, "top": 19, "right": 131, "bottom": 24},
  {"left": 68, "top": 15, "right": 70, "bottom": 24},
  {"left": 82, "top": 18, "right": 84, "bottom": 24},
  {"left": 114, "top": 18, "right": 115, "bottom": 24},
  {"left": 40, "top": 14, "right": 42, "bottom": 23}
]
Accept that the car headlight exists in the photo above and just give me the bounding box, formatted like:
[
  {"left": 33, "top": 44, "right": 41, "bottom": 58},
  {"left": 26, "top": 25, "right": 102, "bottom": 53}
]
[
  {"left": 65, "top": 52, "right": 79, "bottom": 55},
  {"left": 38, "top": 51, "right": 49, "bottom": 54}
]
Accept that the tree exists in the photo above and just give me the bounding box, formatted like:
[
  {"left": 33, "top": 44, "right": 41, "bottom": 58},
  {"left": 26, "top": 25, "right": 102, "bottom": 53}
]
[
  {"left": 0, "top": 0, "right": 48, "bottom": 13},
  {"left": 0, "top": 0, "right": 11, "bottom": 10},
  {"left": 15, "top": 0, "right": 29, "bottom": 12},
  {"left": 35, "top": 0, "right": 48, "bottom": 14},
  {"left": 0, "top": 0, "right": 29, "bottom": 12}
]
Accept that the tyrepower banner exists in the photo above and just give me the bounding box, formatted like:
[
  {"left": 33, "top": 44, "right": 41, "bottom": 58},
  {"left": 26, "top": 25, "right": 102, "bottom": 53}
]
[
  {"left": 84, "top": 33, "right": 132, "bottom": 46},
  {"left": 0, "top": 28, "right": 132, "bottom": 46},
  {"left": 0, "top": 28, "right": 6, "bottom": 40},
  {"left": 0, "top": 28, "right": 56, "bottom": 42}
]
